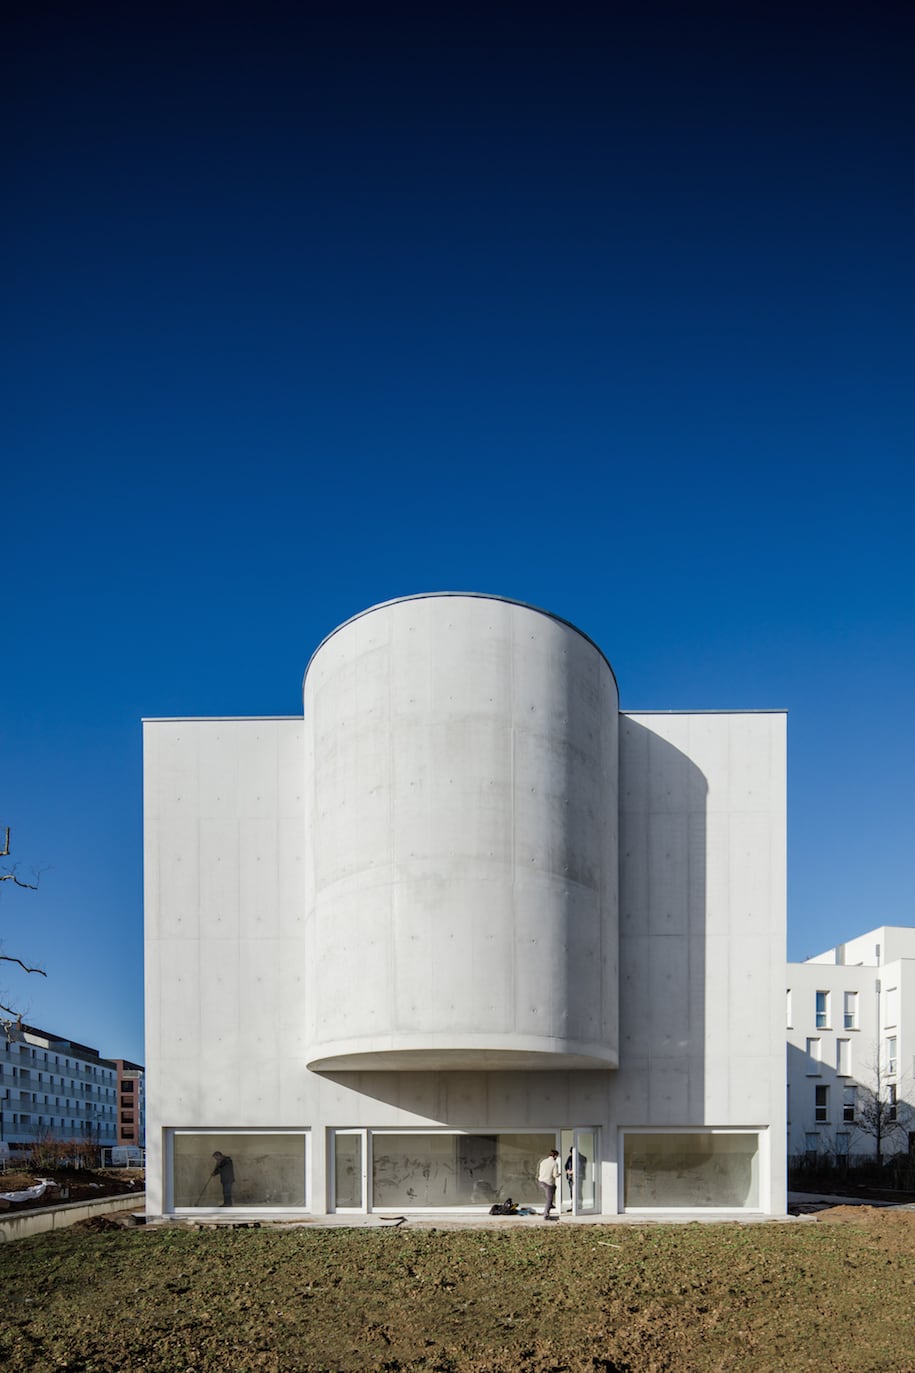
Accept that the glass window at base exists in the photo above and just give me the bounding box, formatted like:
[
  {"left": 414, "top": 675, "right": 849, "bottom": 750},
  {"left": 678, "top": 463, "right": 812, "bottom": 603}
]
[
  {"left": 172, "top": 1132, "right": 307, "bottom": 1208},
  {"left": 624, "top": 1132, "right": 759, "bottom": 1209},
  {"left": 371, "top": 1133, "right": 555, "bottom": 1209}
]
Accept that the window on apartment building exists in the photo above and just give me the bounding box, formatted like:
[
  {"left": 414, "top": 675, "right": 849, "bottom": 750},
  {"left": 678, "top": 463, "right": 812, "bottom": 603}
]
[
  {"left": 886, "top": 987, "right": 899, "bottom": 1027},
  {"left": 887, "top": 1037, "right": 898, "bottom": 1076},
  {"left": 815, "top": 991, "right": 829, "bottom": 1029},
  {"left": 836, "top": 1040, "right": 851, "bottom": 1075},
  {"left": 888, "top": 1085, "right": 898, "bottom": 1122},
  {"left": 843, "top": 991, "right": 858, "bottom": 1029},
  {"left": 122, "top": 1080, "right": 135, "bottom": 1093},
  {"left": 804, "top": 1132, "right": 819, "bottom": 1155},
  {"left": 815, "top": 1085, "right": 829, "bottom": 1122},
  {"left": 835, "top": 1132, "right": 850, "bottom": 1156},
  {"left": 805, "top": 1038, "right": 822, "bottom": 1072}
]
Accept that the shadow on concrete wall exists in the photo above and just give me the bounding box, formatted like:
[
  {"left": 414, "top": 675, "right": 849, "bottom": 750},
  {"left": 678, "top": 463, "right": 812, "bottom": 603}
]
[
  {"left": 615, "top": 718, "right": 708, "bottom": 1132},
  {"left": 320, "top": 720, "right": 712, "bottom": 1148},
  {"left": 318, "top": 1065, "right": 616, "bottom": 1130}
]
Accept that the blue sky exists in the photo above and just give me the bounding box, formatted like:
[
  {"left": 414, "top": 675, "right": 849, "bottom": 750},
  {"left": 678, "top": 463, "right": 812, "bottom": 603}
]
[{"left": 3, "top": 2, "right": 914, "bottom": 1065}]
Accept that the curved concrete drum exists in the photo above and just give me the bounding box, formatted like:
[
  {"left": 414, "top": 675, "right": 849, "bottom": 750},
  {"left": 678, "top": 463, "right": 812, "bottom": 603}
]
[{"left": 303, "top": 593, "right": 619, "bottom": 1070}]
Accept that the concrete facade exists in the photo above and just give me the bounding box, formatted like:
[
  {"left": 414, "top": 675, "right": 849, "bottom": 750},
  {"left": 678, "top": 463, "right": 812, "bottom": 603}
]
[
  {"left": 787, "top": 926, "right": 915, "bottom": 1160},
  {"left": 144, "top": 594, "right": 787, "bottom": 1217}
]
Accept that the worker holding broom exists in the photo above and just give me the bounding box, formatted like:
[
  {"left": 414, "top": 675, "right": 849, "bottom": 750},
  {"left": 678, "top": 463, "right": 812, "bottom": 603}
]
[{"left": 211, "top": 1150, "right": 235, "bottom": 1206}]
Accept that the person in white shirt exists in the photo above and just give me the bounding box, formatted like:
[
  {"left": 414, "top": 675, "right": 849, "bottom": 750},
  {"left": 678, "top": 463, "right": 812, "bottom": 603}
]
[{"left": 537, "top": 1149, "right": 561, "bottom": 1220}]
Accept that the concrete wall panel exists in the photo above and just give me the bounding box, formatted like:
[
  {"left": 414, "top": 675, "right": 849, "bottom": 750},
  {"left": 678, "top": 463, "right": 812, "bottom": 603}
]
[
  {"left": 617, "top": 711, "right": 787, "bottom": 1213},
  {"left": 303, "top": 596, "right": 619, "bottom": 1071}
]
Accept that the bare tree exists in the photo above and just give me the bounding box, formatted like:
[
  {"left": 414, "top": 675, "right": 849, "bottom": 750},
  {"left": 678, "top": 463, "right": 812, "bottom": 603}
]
[
  {"left": 0, "top": 827, "right": 47, "bottom": 1032},
  {"left": 851, "top": 1045, "right": 911, "bottom": 1166}
]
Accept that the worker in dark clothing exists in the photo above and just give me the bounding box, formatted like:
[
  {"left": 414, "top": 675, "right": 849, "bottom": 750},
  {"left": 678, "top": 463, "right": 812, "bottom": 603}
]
[{"left": 212, "top": 1151, "right": 235, "bottom": 1206}]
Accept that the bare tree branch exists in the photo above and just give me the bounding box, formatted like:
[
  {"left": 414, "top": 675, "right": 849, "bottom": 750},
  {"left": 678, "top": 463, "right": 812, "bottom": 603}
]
[
  {"left": 0, "top": 870, "right": 40, "bottom": 889},
  {"left": 0, "top": 954, "right": 47, "bottom": 977},
  {"left": 851, "top": 1043, "right": 911, "bottom": 1165},
  {"left": 1, "top": 829, "right": 47, "bottom": 1031}
]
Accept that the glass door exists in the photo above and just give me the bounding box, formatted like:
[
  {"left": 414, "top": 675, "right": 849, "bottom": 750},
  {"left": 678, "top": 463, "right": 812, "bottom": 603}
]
[
  {"left": 571, "top": 1128, "right": 597, "bottom": 1215},
  {"left": 332, "top": 1130, "right": 367, "bottom": 1211}
]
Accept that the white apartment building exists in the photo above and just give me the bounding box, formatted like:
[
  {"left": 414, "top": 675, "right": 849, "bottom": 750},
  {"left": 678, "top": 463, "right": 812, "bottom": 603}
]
[
  {"left": 0, "top": 1024, "right": 118, "bottom": 1154},
  {"left": 144, "top": 593, "right": 787, "bottom": 1218},
  {"left": 787, "top": 926, "right": 915, "bottom": 1160}
]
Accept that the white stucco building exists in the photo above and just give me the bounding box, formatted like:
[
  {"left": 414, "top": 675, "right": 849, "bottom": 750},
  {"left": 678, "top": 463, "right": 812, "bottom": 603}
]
[
  {"left": 787, "top": 926, "right": 915, "bottom": 1161},
  {"left": 144, "top": 594, "right": 787, "bottom": 1217}
]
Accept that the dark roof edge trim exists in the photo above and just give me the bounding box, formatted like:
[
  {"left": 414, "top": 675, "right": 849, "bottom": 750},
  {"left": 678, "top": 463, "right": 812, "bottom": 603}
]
[{"left": 622, "top": 709, "right": 788, "bottom": 716}]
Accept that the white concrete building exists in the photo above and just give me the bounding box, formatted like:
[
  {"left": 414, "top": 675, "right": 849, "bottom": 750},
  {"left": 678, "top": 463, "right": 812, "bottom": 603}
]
[
  {"left": 787, "top": 926, "right": 915, "bottom": 1161},
  {"left": 144, "top": 594, "right": 787, "bottom": 1218}
]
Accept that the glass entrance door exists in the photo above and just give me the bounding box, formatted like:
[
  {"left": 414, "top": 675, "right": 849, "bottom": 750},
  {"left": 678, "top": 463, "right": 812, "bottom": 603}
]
[
  {"left": 332, "top": 1130, "right": 366, "bottom": 1211},
  {"left": 560, "top": 1128, "right": 597, "bottom": 1215}
]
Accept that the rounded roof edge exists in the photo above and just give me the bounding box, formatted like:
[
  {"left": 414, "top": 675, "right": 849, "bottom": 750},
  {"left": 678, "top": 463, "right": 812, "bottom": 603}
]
[{"left": 301, "top": 591, "right": 619, "bottom": 692}]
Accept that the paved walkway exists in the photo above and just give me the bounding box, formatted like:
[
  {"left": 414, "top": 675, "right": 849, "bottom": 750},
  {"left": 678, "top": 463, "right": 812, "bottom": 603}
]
[
  {"left": 154, "top": 1192, "right": 915, "bottom": 1231},
  {"left": 165, "top": 1208, "right": 799, "bottom": 1231}
]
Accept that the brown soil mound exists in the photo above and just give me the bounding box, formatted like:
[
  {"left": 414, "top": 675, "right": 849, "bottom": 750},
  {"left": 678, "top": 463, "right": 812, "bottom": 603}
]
[
  {"left": 814, "top": 1203, "right": 915, "bottom": 1229},
  {"left": 2, "top": 1213, "right": 915, "bottom": 1371}
]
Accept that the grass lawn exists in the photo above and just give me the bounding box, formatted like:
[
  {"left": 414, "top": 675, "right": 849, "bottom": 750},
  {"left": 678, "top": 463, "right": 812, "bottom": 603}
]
[{"left": 2, "top": 1207, "right": 914, "bottom": 1371}]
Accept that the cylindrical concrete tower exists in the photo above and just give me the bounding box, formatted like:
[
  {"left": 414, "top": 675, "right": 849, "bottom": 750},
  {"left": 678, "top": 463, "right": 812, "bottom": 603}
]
[{"left": 303, "top": 593, "right": 619, "bottom": 1070}]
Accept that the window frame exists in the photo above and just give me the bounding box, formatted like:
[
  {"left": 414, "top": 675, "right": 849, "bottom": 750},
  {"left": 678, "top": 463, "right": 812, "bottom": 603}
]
[
  {"left": 619, "top": 1128, "right": 765, "bottom": 1214},
  {"left": 843, "top": 991, "right": 858, "bottom": 1030},
  {"left": 885, "top": 986, "right": 899, "bottom": 1028},
  {"left": 165, "top": 1128, "right": 312, "bottom": 1215}
]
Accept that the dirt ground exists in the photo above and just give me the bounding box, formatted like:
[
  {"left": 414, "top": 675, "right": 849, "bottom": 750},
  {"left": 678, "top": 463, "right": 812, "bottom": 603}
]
[
  {"left": 0, "top": 1167, "right": 144, "bottom": 1211},
  {"left": 2, "top": 1206, "right": 914, "bottom": 1372}
]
